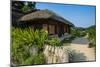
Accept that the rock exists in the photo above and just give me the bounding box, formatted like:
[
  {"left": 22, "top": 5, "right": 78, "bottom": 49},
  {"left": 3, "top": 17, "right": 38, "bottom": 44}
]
[{"left": 29, "top": 45, "right": 38, "bottom": 56}]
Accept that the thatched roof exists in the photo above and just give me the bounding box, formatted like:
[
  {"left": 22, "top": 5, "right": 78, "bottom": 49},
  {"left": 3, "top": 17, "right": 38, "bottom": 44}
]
[{"left": 19, "top": 9, "right": 74, "bottom": 26}]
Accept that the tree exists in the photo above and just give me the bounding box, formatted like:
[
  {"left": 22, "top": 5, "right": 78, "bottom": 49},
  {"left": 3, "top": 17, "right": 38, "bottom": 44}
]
[
  {"left": 86, "top": 25, "right": 96, "bottom": 48},
  {"left": 12, "top": 1, "right": 36, "bottom": 13},
  {"left": 12, "top": 1, "right": 25, "bottom": 9},
  {"left": 28, "top": 2, "right": 36, "bottom": 9}
]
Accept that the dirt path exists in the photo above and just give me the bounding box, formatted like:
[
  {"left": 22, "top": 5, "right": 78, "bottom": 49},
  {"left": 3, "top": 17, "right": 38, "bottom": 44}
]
[{"left": 64, "top": 37, "right": 95, "bottom": 62}]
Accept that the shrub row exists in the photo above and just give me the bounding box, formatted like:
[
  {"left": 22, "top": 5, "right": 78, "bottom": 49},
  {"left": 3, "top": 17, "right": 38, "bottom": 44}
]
[{"left": 11, "top": 27, "right": 61, "bottom": 65}]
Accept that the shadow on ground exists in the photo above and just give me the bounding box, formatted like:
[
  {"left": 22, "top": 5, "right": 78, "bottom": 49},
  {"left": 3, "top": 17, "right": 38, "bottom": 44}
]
[{"left": 68, "top": 50, "right": 87, "bottom": 62}]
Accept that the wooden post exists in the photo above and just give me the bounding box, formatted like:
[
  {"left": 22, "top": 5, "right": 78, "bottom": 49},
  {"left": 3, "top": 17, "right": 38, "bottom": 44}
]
[
  {"left": 55, "top": 25, "right": 57, "bottom": 34},
  {"left": 47, "top": 24, "right": 49, "bottom": 34},
  {"left": 68, "top": 25, "right": 70, "bottom": 34}
]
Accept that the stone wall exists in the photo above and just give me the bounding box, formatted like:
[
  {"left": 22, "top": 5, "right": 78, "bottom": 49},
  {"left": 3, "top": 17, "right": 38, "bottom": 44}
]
[{"left": 44, "top": 45, "right": 69, "bottom": 64}]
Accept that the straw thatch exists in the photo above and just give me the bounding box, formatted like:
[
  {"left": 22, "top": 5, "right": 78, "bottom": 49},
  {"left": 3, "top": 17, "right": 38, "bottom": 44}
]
[{"left": 20, "top": 9, "right": 74, "bottom": 26}]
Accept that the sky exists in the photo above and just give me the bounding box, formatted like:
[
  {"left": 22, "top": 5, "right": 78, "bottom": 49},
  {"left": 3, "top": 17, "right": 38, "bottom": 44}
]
[{"left": 36, "top": 2, "right": 96, "bottom": 28}]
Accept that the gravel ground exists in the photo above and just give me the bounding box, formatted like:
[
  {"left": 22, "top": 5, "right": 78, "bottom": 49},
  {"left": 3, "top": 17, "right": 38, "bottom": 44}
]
[{"left": 63, "top": 37, "right": 95, "bottom": 62}]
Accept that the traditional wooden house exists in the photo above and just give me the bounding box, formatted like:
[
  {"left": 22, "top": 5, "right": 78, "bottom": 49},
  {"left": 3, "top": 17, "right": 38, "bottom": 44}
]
[{"left": 19, "top": 9, "right": 74, "bottom": 37}]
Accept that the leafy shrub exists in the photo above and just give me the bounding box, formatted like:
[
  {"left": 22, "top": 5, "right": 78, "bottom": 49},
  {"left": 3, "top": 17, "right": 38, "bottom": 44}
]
[
  {"left": 22, "top": 53, "right": 46, "bottom": 65},
  {"left": 12, "top": 27, "right": 62, "bottom": 65},
  {"left": 12, "top": 27, "right": 33, "bottom": 64},
  {"left": 47, "top": 37, "right": 61, "bottom": 46},
  {"left": 22, "top": 56, "right": 34, "bottom": 65},
  {"left": 71, "top": 27, "right": 86, "bottom": 37},
  {"left": 33, "top": 29, "right": 48, "bottom": 51},
  {"left": 33, "top": 53, "right": 46, "bottom": 64},
  {"left": 86, "top": 26, "right": 96, "bottom": 48},
  {"left": 22, "top": 5, "right": 30, "bottom": 13},
  {"left": 11, "top": 27, "right": 48, "bottom": 65}
]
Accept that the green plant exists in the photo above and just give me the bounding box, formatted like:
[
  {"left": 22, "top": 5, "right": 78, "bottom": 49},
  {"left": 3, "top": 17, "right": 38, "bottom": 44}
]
[
  {"left": 33, "top": 53, "right": 46, "bottom": 64},
  {"left": 12, "top": 27, "right": 34, "bottom": 64},
  {"left": 21, "top": 53, "right": 46, "bottom": 65},
  {"left": 71, "top": 27, "right": 86, "bottom": 37},
  {"left": 22, "top": 5, "right": 31, "bottom": 13},
  {"left": 12, "top": 1, "right": 36, "bottom": 13},
  {"left": 86, "top": 26, "right": 96, "bottom": 48},
  {"left": 33, "top": 29, "right": 48, "bottom": 52},
  {"left": 22, "top": 56, "right": 34, "bottom": 65},
  {"left": 11, "top": 27, "right": 48, "bottom": 65},
  {"left": 47, "top": 37, "right": 61, "bottom": 46}
]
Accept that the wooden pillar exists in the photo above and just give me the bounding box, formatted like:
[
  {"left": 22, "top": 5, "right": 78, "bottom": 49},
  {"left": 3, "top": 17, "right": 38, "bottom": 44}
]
[
  {"left": 47, "top": 24, "right": 49, "bottom": 34},
  {"left": 55, "top": 25, "right": 57, "bottom": 34},
  {"left": 64, "top": 25, "right": 66, "bottom": 33},
  {"left": 68, "top": 25, "right": 70, "bottom": 34},
  {"left": 57, "top": 25, "right": 59, "bottom": 34},
  {"left": 66, "top": 25, "right": 68, "bottom": 33}
]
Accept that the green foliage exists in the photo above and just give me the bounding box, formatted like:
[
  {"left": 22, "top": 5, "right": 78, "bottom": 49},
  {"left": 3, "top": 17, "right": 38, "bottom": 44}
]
[
  {"left": 22, "top": 56, "right": 34, "bottom": 65},
  {"left": 12, "top": 1, "right": 36, "bottom": 13},
  {"left": 33, "top": 53, "right": 46, "bottom": 64},
  {"left": 71, "top": 25, "right": 96, "bottom": 48},
  {"left": 33, "top": 29, "right": 48, "bottom": 51},
  {"left": 12, "top": 27, "right": 48, "bottom": 65},
  {"left": 71, "top": 27, "right": 86, "bottom": 37},
  {"left": 86, "top": 25, "right": 96, "bottom": 48},
  {"left": 47, "top": 37, "right": 61, "bottom": 46},
  {"left": 12, "top": 27, "right": 62, "bottom": 65},
  {"left": 22, "top": 5, "right": 31, "bottom": 13},
  {"left": 28, "top": 2, "right": 36, "bottom": 9},
  {"left": 12, "top": 27, "right": 34, "bottom": 64},
  {"left": 22, "top": 53, "right": 46, "bottom": 65},
  {"left": 87, "top": 26, "right": 96, "bottom": 40},
  {"left": 12, "top": 1, "right": 24, "bottom": 9},
  {"left": 12, "top": 27, "right": 35, "bottom": 47}
]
